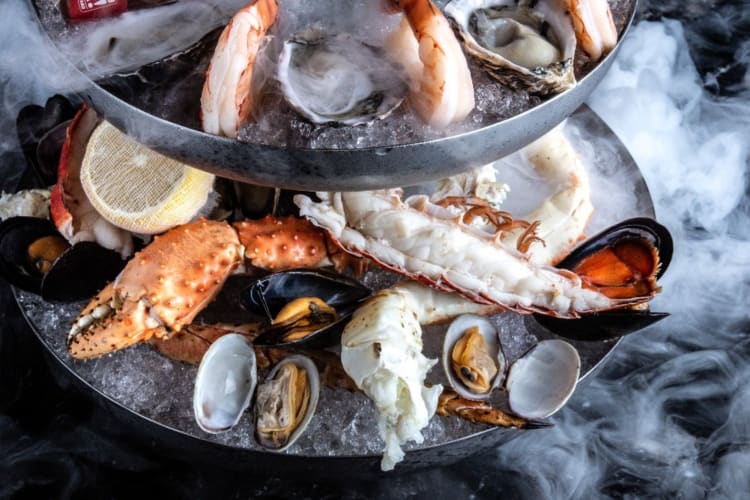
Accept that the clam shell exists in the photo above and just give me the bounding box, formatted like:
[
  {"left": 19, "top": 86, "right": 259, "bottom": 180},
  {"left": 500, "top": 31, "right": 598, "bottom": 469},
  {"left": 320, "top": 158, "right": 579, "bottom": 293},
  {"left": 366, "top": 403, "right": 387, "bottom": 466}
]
[
  {"left": 193, "top": 333, "right": 257, "bottom": 434},
  {"left": 442, "top": 314, "right": 506, "bottom": 401},
  {"left": 254, "top": 354, "right": 320, "bottom": 452},
  {"left": 506, "top": 339, "right": 580, "bottom": 419}
]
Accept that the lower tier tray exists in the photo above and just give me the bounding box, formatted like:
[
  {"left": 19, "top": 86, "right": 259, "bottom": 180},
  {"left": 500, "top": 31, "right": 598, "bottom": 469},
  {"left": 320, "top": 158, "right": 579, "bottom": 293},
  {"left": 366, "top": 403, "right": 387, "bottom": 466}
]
[{"left": 15, "top": 106, "right": 656, "bottom": 477}]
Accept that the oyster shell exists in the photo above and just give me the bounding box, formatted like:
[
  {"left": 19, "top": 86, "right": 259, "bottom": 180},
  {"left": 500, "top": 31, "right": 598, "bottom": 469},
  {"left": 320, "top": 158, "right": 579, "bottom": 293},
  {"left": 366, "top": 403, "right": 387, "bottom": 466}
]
[
  {"left": 445, "top": 0, "right": 577, "bottom": 94},
  {"left": 255, "top": 355, "right": 320, "bottom": 451},
  {"left": 193, "top": 333, "right": 257, "bottom": 433},
  {"left": 277, "top": 28, "right": 408, "bottom": 125},
  {"left": 442, "top": 314, "right": 506, "bottom": 400}
]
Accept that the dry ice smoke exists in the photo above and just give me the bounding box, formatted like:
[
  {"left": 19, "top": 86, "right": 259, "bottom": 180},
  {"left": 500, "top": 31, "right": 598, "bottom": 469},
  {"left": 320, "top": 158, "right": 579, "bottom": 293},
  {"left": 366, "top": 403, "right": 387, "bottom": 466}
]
[
  {"left": 47, "top": 0, "right": 247, "bottom": 77},
  {"left": 485, "top": 19, "right": 750, "bottom": 498}
]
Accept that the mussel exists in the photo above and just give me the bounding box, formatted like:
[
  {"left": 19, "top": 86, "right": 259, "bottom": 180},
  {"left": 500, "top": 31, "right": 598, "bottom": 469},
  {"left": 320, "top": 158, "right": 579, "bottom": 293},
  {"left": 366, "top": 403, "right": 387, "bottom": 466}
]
[
  {"left": 242, "top": 269, "right": 371, "bottom": 348},
  {"left": 534, "top": 217, "right": 673, "bottom": 341},
  {"left": 193, "top": 333, "right": 258, "bottom": 434},
  {"left": 442, "top": 314, "right": 506, "bottom": 400},
  {"left": 16, "top": 95, "right": 77, "bottom": 188},
  {"left": 0, "top": 216, "right": 124, "bottom": 301},
  {"left": 254, "top": 355, "right": 320, "bottom": 451},
  {"left": 505, "top": 339, "right": 580, "bottom": 419}
]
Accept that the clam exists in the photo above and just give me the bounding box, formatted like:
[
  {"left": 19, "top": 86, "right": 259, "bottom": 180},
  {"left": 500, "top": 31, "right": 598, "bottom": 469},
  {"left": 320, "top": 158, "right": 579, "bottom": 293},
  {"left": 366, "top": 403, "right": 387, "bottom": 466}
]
[
  {"left": 255, "top": 355, "right": 320, "bottom": 451},
  {"left": 193, "top": 333, "right": 257, "bottom": 434},
  {"left": 242, "top": 268, "right": 371, "bottom": 348},
  {"left": 506, "top": 339, "right": 580, "bottom": 419},
  {"left": 278, "top": 28, "right": 408, "bottom": 125},
  {"left": 0, "top": 216, "right": 124, "bottom": 301},
  {"left": 445, "top": 0, "right": 577, "bottom": 94},
  {"left": 534, "top": 217, "right": 673, "bottom": 341},
  {"left": 442, "top": 314, "right": 506, "bottom": 400}
]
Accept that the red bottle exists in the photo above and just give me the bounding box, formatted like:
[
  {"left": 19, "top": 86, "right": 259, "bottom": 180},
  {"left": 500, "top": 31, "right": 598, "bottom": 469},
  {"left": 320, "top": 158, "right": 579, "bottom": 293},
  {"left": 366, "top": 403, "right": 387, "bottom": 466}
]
[
  {"left": 64, "top": 0, "right": 175, "bottom": 22},
  {"left": 65, "top": 0, "right": 128, "bottom": 21}
]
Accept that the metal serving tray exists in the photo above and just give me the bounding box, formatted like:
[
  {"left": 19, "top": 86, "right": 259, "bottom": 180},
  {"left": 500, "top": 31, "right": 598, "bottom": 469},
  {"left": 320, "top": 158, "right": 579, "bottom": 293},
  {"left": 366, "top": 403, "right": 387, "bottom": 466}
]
[
  {"left": 14, "top": 106, "right": 657, "bottom": 478},
  {"left": 31, "top": 0, "right": 636, "bottom": 191}
]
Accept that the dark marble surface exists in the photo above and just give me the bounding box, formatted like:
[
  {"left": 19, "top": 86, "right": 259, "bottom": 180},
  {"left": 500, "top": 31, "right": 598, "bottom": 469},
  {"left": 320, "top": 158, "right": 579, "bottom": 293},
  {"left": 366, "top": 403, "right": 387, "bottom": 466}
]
[{"left": 2, "top": 0, "right": 750, "bottom": 498}]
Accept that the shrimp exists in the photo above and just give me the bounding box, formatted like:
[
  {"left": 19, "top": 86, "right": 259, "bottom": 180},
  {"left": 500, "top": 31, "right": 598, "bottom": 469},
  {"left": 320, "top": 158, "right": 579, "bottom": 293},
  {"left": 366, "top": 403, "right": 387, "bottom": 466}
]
[
  {"left": 200, "top": 0, "right": 278, "bottom": 138},
  {"left": 386, "top": 0, "right": 475, "bottom": 128},
  {"left": 567, "top": 0, "right": 618, "bottom": 62}
]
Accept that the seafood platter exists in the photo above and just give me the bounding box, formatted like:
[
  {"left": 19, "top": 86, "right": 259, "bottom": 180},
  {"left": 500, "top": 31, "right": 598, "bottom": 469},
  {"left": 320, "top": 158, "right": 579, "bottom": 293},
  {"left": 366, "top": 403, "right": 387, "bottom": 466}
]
[
  {"left": 4, "top": 0, "right": 672, "bottom": 477},
  {"left": 31, "top": 0, "right": 637, "bottom": 189},
  {"left": 4, "top": 89, "right": 672, "bottom": 475}
]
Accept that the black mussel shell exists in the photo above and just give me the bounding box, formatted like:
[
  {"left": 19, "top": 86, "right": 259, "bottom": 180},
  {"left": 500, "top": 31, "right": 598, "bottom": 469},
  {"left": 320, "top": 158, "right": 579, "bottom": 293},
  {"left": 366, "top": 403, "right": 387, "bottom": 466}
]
[
  {"left": 0, "top": 216, "right": 125, "bottom": 301},
  {"left": 35, "top": 120, "right": 72, "bottom": 184},
  {"left": 0, "top": 217, "right": 59, "bottom": 294},
  {"left": 532, "top": 310, "right": 670, "bottom": 342},
  {"left": 242, "top": 268, "right": 372, "bottom": 348},
  {"left": 534, "top": 218, "right": 673, "bottom": 341},
  {"left": 41, "top": 242, "right": 124, "bottom": 302},
  {"left": 16, "top": 95, "right": 77, "bottom": 188},
  {"left": 556, "top": 217, "right": 673, "bottom": 279}
]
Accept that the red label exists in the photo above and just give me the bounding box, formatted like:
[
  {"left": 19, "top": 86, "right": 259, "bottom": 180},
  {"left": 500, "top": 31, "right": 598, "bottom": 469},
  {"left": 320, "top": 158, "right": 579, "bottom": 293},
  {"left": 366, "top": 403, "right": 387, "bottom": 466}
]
[{"left": 66, "top": 0, "right": 128, "bottom": 21}]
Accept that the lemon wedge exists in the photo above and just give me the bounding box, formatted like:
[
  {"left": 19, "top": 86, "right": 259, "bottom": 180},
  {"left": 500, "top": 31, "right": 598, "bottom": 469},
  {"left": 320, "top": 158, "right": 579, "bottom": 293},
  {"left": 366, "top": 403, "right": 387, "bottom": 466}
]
[{"left": 80, "top": 121, "right": 215, "bottom": 234}]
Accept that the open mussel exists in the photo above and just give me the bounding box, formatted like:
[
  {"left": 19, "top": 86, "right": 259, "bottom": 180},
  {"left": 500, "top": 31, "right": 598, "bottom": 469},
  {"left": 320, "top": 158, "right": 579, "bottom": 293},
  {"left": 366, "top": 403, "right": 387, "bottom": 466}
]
[
  {"left": 0, "top": 216, "right": 124, "bottom": 301},
  {"left": 254, "top": 355, "right": 320, "bottom": 451},
  {"left": 534, "top": 217, "right": 673, "bottom": 341},
  {"left": 505, "top": 339, "right": 580, "bottom": 419},
  {"left": 242, "top": 269, "right": 371, "bottom": 348},
  {"left": 442, "top": 314, "right": 506, "bottom": 400},
  {"left": 193, "top": 333, "right": 258, "bottom": 434}
]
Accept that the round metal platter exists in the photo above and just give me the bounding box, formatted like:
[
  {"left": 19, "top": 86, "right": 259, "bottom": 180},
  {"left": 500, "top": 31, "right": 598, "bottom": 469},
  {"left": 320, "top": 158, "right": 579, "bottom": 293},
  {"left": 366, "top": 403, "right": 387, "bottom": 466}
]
[
  {"left": 31, "top": 0, "right": 636, "bottom": 191},
  {"left": 14, "top": 106, "right": 656, "bottom": 477}
]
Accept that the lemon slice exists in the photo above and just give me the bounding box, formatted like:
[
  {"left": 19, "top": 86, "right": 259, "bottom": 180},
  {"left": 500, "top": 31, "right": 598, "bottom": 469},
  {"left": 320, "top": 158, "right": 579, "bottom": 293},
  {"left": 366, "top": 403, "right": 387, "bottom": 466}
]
[{"left": 80, "top": 121, "right": 215, "bottom": 234}]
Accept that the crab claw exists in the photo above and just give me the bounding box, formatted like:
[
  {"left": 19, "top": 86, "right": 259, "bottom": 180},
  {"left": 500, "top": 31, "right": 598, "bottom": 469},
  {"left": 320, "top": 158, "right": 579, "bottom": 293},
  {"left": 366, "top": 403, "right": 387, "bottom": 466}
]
[{"left": 67, "top": 219, "right": 243, "bottom": 359}]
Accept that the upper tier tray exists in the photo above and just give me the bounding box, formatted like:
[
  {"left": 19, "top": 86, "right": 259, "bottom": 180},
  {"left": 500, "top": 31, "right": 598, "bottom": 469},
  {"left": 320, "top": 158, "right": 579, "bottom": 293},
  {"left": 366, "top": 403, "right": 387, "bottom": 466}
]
[{"left": 32, "top": 0, "right": 636, "bottom": 190}]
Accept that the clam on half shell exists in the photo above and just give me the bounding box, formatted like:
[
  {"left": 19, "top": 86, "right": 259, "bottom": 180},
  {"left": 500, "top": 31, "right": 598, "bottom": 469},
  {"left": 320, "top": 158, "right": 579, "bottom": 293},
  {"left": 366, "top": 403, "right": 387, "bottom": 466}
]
[
  {"left": 254, "top": 355, "right": 320, "bottom": 452},
  {"left": 442, "top": 314, "right": 507, "bottom": 400},
  {"left": 277, "top": 28, "right": 408, "bottom": 126},
  {"left": 445, "top": 0, "right": 577, "bottom": 94}
]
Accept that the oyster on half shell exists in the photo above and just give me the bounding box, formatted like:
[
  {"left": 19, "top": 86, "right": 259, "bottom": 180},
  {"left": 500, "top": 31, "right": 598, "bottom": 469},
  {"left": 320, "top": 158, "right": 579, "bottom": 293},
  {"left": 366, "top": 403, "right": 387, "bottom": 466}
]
[
  {"left": 445, "top": 0, "right": 577, "bottom": 94},
  {"left": 277, "top": 28, "right": 408, "bottom": 126}
]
